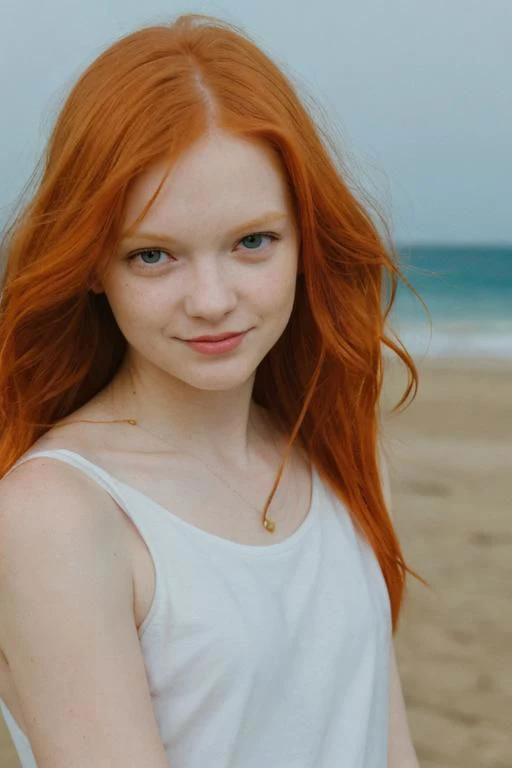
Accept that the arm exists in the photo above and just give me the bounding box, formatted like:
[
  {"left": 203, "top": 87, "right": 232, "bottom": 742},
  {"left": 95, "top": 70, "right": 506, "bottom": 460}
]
[
  {"left": 0, "top": 458, "right": 169, "bottom": 768},
  {"left": 377, "top": 443, "right": 420, "bottom": 767}
]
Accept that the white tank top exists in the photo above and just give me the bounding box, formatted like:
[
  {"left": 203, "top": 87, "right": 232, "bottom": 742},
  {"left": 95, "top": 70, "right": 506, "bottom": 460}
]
[{"left": 0, "top": 448, "right": 392, "bottom": 767}]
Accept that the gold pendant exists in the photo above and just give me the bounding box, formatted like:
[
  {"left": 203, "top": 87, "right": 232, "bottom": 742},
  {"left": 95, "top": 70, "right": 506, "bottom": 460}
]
[{"left": 128, "top": 417, "right": 276, "bottom": 533}]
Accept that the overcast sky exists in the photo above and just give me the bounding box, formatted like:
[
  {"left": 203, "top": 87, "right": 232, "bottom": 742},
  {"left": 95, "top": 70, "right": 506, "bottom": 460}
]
[{"left": 1, "top": 0, "right": 510, "bottom": 244}]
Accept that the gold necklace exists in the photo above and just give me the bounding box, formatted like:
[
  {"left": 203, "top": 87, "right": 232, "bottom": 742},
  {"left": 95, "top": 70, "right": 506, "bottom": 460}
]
[
  {"left": 127, "top": 416, "right": 283, "bottom": 533},
  {"left": 53, "top": 413, "right": 284, "bottom": 533}
]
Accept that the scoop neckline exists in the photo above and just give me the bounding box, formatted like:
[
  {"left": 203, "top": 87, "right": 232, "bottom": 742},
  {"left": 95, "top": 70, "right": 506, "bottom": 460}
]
[{"left": 31, "top": 448, "right": 321, "bottom": 557}]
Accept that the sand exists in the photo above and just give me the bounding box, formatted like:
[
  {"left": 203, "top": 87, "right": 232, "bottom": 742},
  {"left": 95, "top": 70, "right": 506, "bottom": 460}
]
[
  {"left": 381, "top": 357, "right": 512, "bottom": 767},
  {"left": 1, "top": 356, "right": 511, "bottom": 767}
]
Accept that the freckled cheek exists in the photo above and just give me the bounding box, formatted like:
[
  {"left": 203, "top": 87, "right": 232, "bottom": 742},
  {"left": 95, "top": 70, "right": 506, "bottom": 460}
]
[
  {"left": 253, "top": 263, "right": 298, "bottom": 316},
  {"left": 110, "top": 285, "right": 180, "bottom": 328}
]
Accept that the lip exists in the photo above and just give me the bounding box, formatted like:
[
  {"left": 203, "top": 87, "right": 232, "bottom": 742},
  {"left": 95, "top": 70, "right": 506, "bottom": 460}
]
[
  {"left": 182, "top": 330, "right": 250, "bottom": 355},
  {"left": 185, "top": 331, "right": 247, "bottom": 342}
]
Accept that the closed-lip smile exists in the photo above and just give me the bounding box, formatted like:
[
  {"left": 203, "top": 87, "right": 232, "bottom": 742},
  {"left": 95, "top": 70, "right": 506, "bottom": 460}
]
[{"left": 184, "top": 330, "right": 248, "bottom": 342}]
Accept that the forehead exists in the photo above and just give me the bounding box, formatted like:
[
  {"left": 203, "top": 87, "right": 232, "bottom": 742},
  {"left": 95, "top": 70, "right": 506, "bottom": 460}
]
[{"left": 121, "top": 132, "right": 293, "bottom": 235}]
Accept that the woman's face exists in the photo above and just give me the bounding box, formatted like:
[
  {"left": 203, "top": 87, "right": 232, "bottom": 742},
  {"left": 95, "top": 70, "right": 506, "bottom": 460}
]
[{"left": 96, "top": 130, "right": 300, "bottom": 392}]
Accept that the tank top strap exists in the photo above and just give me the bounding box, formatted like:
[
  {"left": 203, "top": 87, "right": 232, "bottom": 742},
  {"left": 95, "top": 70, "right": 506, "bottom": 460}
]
[
  {"left": 3, "top": 448, "right": 166, "bottom": 639},
  {"left": 4, "top": 448, "right": 129, "bottom": 507},
  {"left": 2, "top": 448, "right": 168, "bottom": 544}
]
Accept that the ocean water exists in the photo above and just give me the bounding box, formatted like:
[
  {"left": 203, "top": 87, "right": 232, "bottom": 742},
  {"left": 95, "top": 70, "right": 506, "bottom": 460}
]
[{"left": 387, "top": 245, "right": 512, "bottom": 359}]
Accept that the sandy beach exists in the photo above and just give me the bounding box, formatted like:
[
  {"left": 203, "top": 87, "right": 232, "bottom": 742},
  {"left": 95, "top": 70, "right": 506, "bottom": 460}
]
[
  {"left": 381, "top": 357, "right": 512, "bottom": 767},
  {"left": 1, "top": 356, "right": 511, "bottom": 767}
]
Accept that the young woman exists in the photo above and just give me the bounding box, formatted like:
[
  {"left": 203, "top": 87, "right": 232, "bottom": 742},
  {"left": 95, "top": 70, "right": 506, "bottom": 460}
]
[{"left": 0, "top": 13, "right": 422, "bottom": 767}]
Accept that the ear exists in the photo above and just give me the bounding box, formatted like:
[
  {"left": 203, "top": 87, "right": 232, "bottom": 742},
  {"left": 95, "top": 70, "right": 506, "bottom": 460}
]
[{"left": 89, "top": 280, "right": 104, "bottom": 295}]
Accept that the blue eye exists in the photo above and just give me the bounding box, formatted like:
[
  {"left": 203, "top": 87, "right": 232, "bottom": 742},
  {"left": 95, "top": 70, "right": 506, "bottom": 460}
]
[
  {"left": 127, "top": 232, "right": 279, "bottom": 270},
  {"left": 238, "top": 233, "right": 279, "bottom": 251},
  {"left": 128, "top": 249, "right": 172, "bottom": 268}
]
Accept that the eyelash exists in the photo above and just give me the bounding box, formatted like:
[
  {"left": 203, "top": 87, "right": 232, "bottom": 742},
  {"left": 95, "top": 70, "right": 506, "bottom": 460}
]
[{"left": 127, "top": 232, "right": 280, "bottom": 269}]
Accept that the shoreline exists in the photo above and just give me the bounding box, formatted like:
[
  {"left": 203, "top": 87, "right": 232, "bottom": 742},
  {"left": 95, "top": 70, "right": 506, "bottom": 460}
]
[{"left": 384, "top": 351, "right": 512, "bottom": 371}]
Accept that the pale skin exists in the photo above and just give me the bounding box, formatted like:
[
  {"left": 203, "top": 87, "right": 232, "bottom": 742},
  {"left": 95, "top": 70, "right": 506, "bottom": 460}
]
[
  {"left": 0, "top": 129, "right": 418, "bottom": 765},
  {"left": 95, "top": 129, "right": 301, "bottom": 469}
]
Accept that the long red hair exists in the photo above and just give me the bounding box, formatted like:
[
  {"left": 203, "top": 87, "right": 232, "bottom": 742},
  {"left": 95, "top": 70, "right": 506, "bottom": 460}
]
[{"left": 0, "top": 13, "right": 425, "bottom": 631}]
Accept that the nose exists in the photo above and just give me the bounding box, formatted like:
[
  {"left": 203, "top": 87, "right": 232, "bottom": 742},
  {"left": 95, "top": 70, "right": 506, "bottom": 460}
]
[{"left": 183, "top": 257, "right": 238, "bottom": 321}]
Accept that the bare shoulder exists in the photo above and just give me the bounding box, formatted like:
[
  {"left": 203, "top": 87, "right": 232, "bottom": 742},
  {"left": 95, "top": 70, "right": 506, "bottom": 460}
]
[
  {"left": 0, "top": 447, "right": 129, "bottom": 541},
  {"left": 0, "top": 454, "right": 133, "bottom": 649},
  {"left": 0, "top": 455, "right": 168, "bottom": 765},
  {"left": 27, "top": 393, "right": 119, "bottom": 454}
]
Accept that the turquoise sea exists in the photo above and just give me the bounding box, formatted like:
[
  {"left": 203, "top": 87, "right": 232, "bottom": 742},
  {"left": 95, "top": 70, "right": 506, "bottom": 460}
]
[{"left": 389, "top": 245, "right": 512, "bottom": 359}]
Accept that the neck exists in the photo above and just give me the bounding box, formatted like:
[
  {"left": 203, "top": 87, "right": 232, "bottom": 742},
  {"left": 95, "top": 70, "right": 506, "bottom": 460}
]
[{"left": 105, "top": 365, "right": 272, "bottom": 470}]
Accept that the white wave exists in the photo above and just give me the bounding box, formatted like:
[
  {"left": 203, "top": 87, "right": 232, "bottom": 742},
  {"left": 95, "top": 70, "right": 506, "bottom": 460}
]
[{"left": 384, "top": 319, "right": 512, "bottom": 359}]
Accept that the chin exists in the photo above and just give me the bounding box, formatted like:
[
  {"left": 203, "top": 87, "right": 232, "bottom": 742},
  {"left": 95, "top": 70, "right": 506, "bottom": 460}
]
[
  {"left": 177, "top": 363, "right": 259, "bottom": 392},
  {"left": 186, "top": 378, "right": 255, "bottom": 393}
]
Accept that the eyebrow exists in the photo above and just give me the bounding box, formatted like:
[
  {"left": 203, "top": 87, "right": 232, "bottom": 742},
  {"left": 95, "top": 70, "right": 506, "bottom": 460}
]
[{"left": 121, "top": 212, "right": 288, "bottom": 245}]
